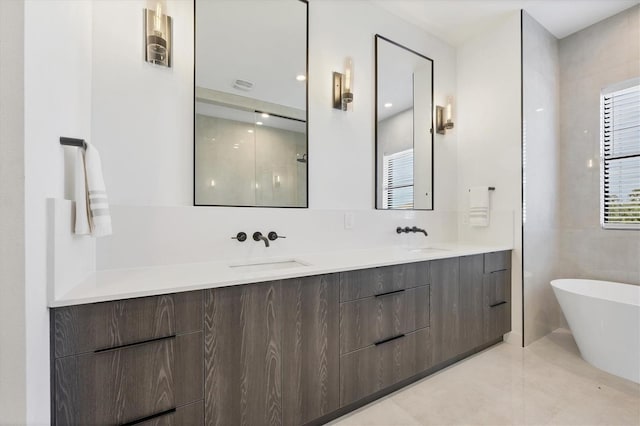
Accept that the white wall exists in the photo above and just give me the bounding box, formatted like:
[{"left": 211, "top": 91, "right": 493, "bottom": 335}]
[
  {"left": 558, "top": 5, "right": 640, "bottom": 285},
  {"left": 91, "top": 0, "right": 193, "bottom": 206},
  {"left": 456, "top": 12, "right": 523, "bottom": 345},
  {"left": 23, "top": 1, "right": 93, "bottom": 423},
  {"left": 0, "top": 1, "right": 27, "bottom": 423},
  {"left": 522, "top": 12, "right": 563, "bottom": 346}
]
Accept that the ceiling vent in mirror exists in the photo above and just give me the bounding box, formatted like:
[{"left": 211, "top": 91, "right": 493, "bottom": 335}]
[{"left": 233, "top": 79, "right": 254, "bottom": 91}]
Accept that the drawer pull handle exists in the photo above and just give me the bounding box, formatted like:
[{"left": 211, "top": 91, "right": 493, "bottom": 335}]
[
  {"left": 122, "top": 408, "right": 176, "bottom": 426},
  {"left": 489, "top": 301, "right": 507, "bottom": 308},
  {"left": 374, "top": 334, "right": 405, "bottom": 345},
  {"left": 374, "top": 289, "right": 405, "bottom": 298},
  {"left": 94, "top": 334, "right": 176, "bottom": 353}
]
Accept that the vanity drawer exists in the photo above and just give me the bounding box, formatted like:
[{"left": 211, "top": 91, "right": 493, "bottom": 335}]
[
  {"left": 54, "top": 332, "right": 203, "bottom": 426},
  {"left": 340, "top": 286, "right": 430, "bottom": 354},
  {"left": 483, "top": 269, "right": 512, "bottom": 341},
  {"left": 339, "top": 262, "right": 430, "bottom": 302},
  {"left": 53, "top": 291, "right": 203, "bottom": 358},
  {"left": 136, "top": 401, "right": 204, "bottom": 426},
  {"left": 484, "top": 251, "right": 511, "bottom": 273},
  {"left": 339, "top": 327, "right": 432, "bottom": 407}
]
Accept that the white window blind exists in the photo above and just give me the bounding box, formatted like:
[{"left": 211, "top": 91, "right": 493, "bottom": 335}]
[
  {"left": 601, "top": 79, "right": 640, "bottom": 229},
  {"left": 383, "top": 149, "right": 413, "bottom": 209}
]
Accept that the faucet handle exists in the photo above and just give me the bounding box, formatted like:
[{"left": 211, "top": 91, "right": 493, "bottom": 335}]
[
  {"left": 268, "top": 231, "right": 286, "bottom": 241},
  {"left": 232, "top": 232, "right": 247, "bottom": 242}
]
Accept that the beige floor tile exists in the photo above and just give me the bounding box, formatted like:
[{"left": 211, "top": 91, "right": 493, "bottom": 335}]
[
  {"left": 330, "top": 330, "right": 640, "bottom": 426},
  {"left": 327, "top": 397, "right": 422, "bottom": 426}
]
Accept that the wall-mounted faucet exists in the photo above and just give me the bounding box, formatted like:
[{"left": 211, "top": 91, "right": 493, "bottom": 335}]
[
  {"left": 396, "top": 226, "right": 428, "bottom": 237},
  {"left": 253, "top": 232, "right": 270, "bottom": 247}
]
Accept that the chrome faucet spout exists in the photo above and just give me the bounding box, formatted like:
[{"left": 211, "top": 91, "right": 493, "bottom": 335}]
[{"left": 253, "top": 232, "right": 270, "bottom": 247}]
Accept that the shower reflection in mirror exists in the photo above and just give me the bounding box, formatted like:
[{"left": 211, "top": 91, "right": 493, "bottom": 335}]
[{"left": 194, "top": 0, "right": 307, "bottom": 207}]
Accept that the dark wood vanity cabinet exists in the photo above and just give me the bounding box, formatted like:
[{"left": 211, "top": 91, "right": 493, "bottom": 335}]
[
  {"left": 483, "top": 251, "right": 512, "bottom": 342},
  {"left": 203, "top": 275, "right": 340, "bottom": 426},
  {"left": 282, "top": 275, "right": 340, "bottom": 425},
  {"left": 430, "top": 251, "right": 512, "bottom": 366},
  {"left": 203, "top": 281, "right": 283, "bottom": 426},
  {"left": 338, "top": 262, "right": 432, "bottom": 407},
  {"left": 51, "top": 250, "right": 511, "bottom": 426},
  {"left": 51, "top": 291, "right": 204, "bottom": 426}
]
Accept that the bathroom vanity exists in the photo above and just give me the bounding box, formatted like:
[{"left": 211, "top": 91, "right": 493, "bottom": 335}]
[{"left": 50, "top": 249, "right": 511, "bottom": 426}]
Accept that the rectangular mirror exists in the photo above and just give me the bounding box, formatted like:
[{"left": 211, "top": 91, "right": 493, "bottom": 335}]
[
  {"left": 375, "top": 35, "right": 434, "bottom": 210},
  {"left": 194, "top": 0, "right": 308, "bottom": 207}
]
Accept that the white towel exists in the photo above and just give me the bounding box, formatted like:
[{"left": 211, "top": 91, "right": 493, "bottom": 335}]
[
  {"left": 74, "top": 142, "right": 112, "bottom": 237},
  {"left": 469, "top": 186, "right": 490, "bottom": 227},
  {"left": 74, "top": 148, "right": 91, "bottom": 235}
]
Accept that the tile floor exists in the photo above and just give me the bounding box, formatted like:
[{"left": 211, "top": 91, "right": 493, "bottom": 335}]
[{"left": 329, "top": 329, "right": 640, "bottom": 425}]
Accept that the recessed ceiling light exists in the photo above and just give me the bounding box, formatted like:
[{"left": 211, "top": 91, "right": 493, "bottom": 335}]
[
  {"left": 296, "top": 74, "right": 306, "bottom": 81},
  {"left": 233, "top": 146, "right": 239, "bottom": 149},
  {"left": 535, "top": 108, "right": 544, "bottom": 112},
  {"left": 247, "top": 129, "right": 254, "bottom": 133},
  {"left": 384, "top": 103, "right": 393, "bottom": 108},
  {"left": 261, "top": 113, "right": 269, "bottom": 118},
  {"left": 256, "top": 121, "right": 263, "bottom": 126}
]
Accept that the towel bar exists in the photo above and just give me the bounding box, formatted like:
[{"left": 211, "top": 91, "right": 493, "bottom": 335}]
[{"left": 60, "top": 137, "right": 86, "bottom": 149}]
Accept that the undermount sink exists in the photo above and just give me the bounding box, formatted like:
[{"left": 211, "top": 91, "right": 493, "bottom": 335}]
[
  {"left": 407, "top": 247, "right": 450, "bottom": 254},
  {"left": 229, "top": 259, "right": 308, "bottom": 273}
]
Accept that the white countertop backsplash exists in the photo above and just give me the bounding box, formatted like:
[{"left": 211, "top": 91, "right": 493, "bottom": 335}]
[{"left": 48, "top": 199, "right": 514, "bottom": 307}]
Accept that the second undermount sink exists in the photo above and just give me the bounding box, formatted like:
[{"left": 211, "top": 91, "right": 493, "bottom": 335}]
[
  {"left": 406, "top": 247, "right": 451, "bottom": 254},
  {"left": 229, "top": 259, "right": 308, "bottom": 273}
]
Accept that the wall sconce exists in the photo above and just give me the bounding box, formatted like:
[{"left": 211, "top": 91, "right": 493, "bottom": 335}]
[
  {"left": 144, "top": 3, "right": 172, "bottom": 67},
  {"left": 332, "top": 57, "right": 354, "bottom": 111},
  {"left": 436, "top": 96, "right": 455, "bottom": 134}
]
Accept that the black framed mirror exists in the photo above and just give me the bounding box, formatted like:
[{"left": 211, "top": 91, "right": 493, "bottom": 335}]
[
  {"left": 194, "top": 0, "right": 308, "bottom": 207},
  {"left": 375, "top": 35, "right": 434, "bottom": 210}
]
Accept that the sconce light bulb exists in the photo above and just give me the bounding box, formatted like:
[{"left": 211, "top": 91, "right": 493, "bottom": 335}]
[
  {"left": 344, "top": 57, "right": 353, "bottom": 92},
  {"left": 256, "top": 121, "right": 263, "bottom": 126},
  {"left": 261, "top": 113, "right": 269, "bottom": 118},
  {"left": 154, "top": 3, "right": 163, "bottom": 33},
  {"left": 210, "top": 179, "right": 215, "bottom": 187}
]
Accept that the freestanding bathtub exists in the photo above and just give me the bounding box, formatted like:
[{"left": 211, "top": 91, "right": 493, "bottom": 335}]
[{"left": 551, "top": 279, "right": 640, "bottom": 384}]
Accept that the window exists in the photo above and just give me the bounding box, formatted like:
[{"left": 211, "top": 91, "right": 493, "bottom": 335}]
[
  {"left": 601, "top": 78, "right": 640, "bottom": 229},
  {"left": 383, "top": 149, "right": 413, "bottom": 209}
]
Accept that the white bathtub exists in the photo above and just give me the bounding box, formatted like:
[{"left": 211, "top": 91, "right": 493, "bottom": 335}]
[{"left": 551, "top": 279, "right": 640, "bottom": 383}]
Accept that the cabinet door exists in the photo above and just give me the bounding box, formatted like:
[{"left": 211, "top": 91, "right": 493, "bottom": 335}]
[
  {"left": 55, "top": 337, "right": 176, "bottom": 425},
  {"left": 430, "top": 257, "right": 460, "bottom": 365},
  {"left": 340, "top": 286, "right": 430, "bottom": 354},
  {"left": 282, "top": 274, "right": 339, "bottom": 426},
  {"left": 339, "top": 328, "right": 431, "bottom": 407},
  {"left": 458, "top": 255, "right": 485, "bottom": 353},
  {"left": 339, "top": 262, "right": 429, "bottom": 301},
  {"left": 204, "top": 282, "right": 282, "bottom": 426},
  {"left": 483, "top": 270, "right": 512, "bottom": 341}
]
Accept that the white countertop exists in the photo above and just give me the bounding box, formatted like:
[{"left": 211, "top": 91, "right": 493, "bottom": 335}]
[{"left": 49, "top": 243, "right": 513, "bottom": 307}]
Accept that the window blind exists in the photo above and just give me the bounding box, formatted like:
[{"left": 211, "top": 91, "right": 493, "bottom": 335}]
[
  {"left": 601, "top": 79, "right": 640, "bottom": 229},
  {"left": 383, "top": 149, "right": 413, "bottom": 209}
]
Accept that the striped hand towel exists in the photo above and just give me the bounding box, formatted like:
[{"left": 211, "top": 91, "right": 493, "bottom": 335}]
[
  {"left": 74, "top": 142, "right": 112, "bottom": 237},
  {"left": 469, "top": 186, "right": 490, "bottom": 227}
]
